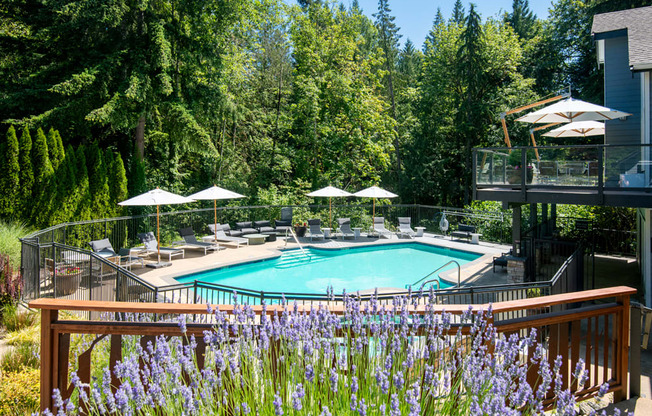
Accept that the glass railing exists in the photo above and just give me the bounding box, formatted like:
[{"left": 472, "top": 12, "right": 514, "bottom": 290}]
[{"left": 474, "top": 144, "right": 652, "bottom": 189}]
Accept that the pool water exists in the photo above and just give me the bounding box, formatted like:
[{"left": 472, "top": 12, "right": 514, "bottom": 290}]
[{"left": 176, "top": 243, "right": 481, "bottom": 294}]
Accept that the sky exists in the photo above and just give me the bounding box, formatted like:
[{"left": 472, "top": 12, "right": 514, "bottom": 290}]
[{"left": 287, "top": 1, "right": 553, "bottom": 48}]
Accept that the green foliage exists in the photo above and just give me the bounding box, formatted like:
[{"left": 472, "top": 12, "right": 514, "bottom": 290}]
[
  {"left": 0, "top": 127, "right": 20, "bottom": 219},
  {"left": 109, "top": 150, "right": 128, "bottom": 216},
  {"left": 1, "top": 302, "right": 37, "bottom": 333},
  {"left": 47, "top": 128, "right": 64, "bottom": 169},
  {"left": 17, "top": 127, "right": 33, "bottom": 218},
  {"left": 0, "top": 367, "right": 40, "bottom": 415}
]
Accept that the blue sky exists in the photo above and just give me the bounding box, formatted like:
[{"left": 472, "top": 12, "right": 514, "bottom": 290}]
[{"left": 286, "top": 1, "right": 553, "bottom": 48}]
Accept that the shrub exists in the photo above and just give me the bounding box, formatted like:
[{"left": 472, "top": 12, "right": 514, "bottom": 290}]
[
  {"left": 0, "top": 341, "right": 39, "bottom": 373},
  {"left": 0, "top": 220, "right": 30, "bottom": 268},
  {"left": 0, "top": 367, "right": 40, "bottom": 415},
  {"left": 1, "top": 302, "right": 37, "bottom": 333},
  {"left": 0, "top": 253, "right": 22, "bottom": 307}
]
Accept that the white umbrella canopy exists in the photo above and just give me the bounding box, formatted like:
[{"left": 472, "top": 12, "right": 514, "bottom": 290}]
[
  {"left": 119, "top": 188, "right": 195, "bottom": 266},
  {"left": 187, "top": 185, "right": 246, "bottom": 241},
  {"left": 307, "top": 186, "right": 353, "bottom": 229},
  {"left": 516, "top": 98, "right": 631, "bottom": 124},
  {"left": 542, "top": 120, "right": 605, "bottom": 138},
  {"left": 353, "top": 186, "right": 398, "bottom": 220}
]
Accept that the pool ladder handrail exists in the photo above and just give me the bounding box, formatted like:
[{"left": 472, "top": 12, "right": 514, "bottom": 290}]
[
  {"left": 407, "top": 260, "right": 461, "bottom": 291},
  {"left": 284, "top": 228, "right": 311, "bottom": 261}
]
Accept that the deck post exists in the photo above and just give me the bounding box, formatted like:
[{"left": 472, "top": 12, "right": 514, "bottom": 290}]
[
  {"left": 40, "top": 308, "right": 58, "bottom": 413},
  {"left": 630, "top": 303, "right": 641, "bottom": 398}
]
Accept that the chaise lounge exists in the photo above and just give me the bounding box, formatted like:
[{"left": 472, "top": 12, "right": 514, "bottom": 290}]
[
  {"left": 176, "top": 228, "right": 222, "bottom": 255},
  {"left": 137, "top": 232, "right": 185, "bottom": 261},
  {"left": 337, "top": 218, "right": 356, "bottom": 240},
  {"left": 373, "top": 217, "right": 393, "bottom": 239},
  {"left": 88, "top": 238, "right": 145, "bottom": 270},
  {"left": 450, "top": 224, "right": 476, "bottom": 242},
  {"left": 207, "top": 224, "right": 249, "bottom": 248},
  {"left": 397, "top": 217, "right": 416, "bottom": 239},
  {"left": 308, "top": 219, "right": 325, "bottom": 241}
]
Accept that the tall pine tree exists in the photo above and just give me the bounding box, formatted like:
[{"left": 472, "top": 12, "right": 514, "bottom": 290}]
[
  {"left": 47, "top": 128, "right": 64, "bottom": 169},
  {"left": 506, "top": 0, "right": 537, "bottom": 40},
  {"left": 0, "top": 127, "right": 20, "bottom": 219},
  {"left": 374, "top": 0, "right": 403, "bottom": 178},
  {"left": 451, "top": 0, "right": 465, "bottom": 25}
]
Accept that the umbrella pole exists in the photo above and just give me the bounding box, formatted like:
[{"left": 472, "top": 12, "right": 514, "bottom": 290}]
[
  {"left": 373, "top": 198, "right": 375, "bottom": 220},
  {"left": 329, "top": 197, "right": 332, "bottom": 230},
  {"left": 214, "top": 199, "right": 218, "bottom": 242},
  {"left": 156, "top": 204, "right": 161, "bottom": 264}
]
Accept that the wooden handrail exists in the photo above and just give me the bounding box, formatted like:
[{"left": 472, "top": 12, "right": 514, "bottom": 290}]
[{"left": 29, "top": 286, "right": 637, "bottom": 315}]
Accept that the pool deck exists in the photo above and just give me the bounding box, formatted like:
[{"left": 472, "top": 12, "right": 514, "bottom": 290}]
[{"left": 129, "top": 233, "right": 511, "bottom": 291}]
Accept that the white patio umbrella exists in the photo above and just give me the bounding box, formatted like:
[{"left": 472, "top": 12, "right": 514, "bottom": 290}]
[
  {"left": 542, "top": 120, "right": 605, "bottom": 138},
  {"left": 119, "top": 188, "right": 195, "bottom": 266},
  {"left": 307, "top": 186, "right": 352, "bottom": 229},
  {"left": 516, "top": 98, "right": 631, "bottom": 124},
  {"left": 353, "top": 186, "right": 398, "bottom": 220},
  {"left": 187, "top": 185, "right": 246, "bottom": 242}
]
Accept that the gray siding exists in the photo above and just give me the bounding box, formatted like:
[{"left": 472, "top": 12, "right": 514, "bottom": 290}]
[{"left": 604, "top": 36, "right": 641, "bottom": 145}]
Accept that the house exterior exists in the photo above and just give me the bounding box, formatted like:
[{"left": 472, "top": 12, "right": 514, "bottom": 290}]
[
  {"left": 593, "top": 6, "right": 652, "bottom": 307},
  {"left": 471, "top": 6, "right": 652, "bottom": 306}
]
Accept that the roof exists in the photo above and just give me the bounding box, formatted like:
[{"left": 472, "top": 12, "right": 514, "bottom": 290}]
[{"left": 591, "top": 6, "right": 652, "bottom": 71}]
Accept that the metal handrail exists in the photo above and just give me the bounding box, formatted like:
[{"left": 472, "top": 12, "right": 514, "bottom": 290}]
[
  {"left": 407, "top": 260, "right": 461, "bottom": 290},
  {"left": 285, "top": 228, "right": 311, "bottom": 260}
]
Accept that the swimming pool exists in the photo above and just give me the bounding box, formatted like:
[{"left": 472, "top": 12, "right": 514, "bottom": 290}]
[{"left": 176, "top": 243, "right": 481, "bottom": 294}]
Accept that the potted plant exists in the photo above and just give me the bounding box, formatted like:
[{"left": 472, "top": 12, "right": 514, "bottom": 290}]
[
  {"left": 294, "top": 222, "right": 307, "bottom": 238},
  {"left": 55, "top": 266, "right": 82, "bottom": 296}
]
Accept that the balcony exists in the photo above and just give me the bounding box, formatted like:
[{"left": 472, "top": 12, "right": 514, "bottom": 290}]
[{"left": 473, "top": 144, "right": 652, "bottom": 207}]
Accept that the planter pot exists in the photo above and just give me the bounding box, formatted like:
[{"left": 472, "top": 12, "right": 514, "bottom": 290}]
[
  {"left": 294, "top": 226, "right": 307, "bottom": 237},
  {"left": 55, "top": 271, "right": 81, "bottom": 296}
]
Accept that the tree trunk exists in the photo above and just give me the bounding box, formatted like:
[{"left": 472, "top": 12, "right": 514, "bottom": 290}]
[{"left": 135, "top": 115, "right": 145, "bottom": 161}]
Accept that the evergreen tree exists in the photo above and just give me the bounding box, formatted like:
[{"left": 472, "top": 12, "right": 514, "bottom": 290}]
[
  {"left": 0, "top": 127, "right": 20, "bottom": 219},
  {"left": 74, "top": 146, "right": 91, "bottom": 220},
  {"left": 128, "top": 149, "right": 147, "bottom": 216},
  {"left": 51, "top": 145, "right": 78, "bottom": 224},
  {"left": 32, "top": 128, "right": 53, "bottom": 190},
  {"left": 111, "top": 151, "right": 128, "bottom": 215},
  {"left": 451, "top": 0, "right": 465, "bottom": 25},
  {"left": 506, "top": 0, "right": 537, "bottom": 40},
  {"left": 47, "top": 128, "right": 64, "bottom": 169},
  {"left": 86, "top": 143, "right": 110, "bottom": 218},
  {"left": 374, "top": 0, "right": 403, "bottom": 176},
  {"left": 17, "top": 126, "right": 33, "bottom": 218}
]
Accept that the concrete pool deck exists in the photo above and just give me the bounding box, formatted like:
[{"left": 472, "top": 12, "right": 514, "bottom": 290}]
[{"left": 129, "top": 233, "right": 512, "bottom": 290}]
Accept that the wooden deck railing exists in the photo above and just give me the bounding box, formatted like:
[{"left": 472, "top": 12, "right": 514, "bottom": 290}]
[{"left": 30, "top": 286, "right": 636, "bottom": 413}]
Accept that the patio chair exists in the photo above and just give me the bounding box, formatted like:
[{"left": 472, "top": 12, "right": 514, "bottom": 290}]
[
  {"left": 175, "top": 228, "right": 222, "bottom": 255},
  {"left": 137, "top": 232, "right": 185, "bottom": 261},
  {"left": 373, "top": 217, "right": 393, "bottom": 239},
  {"left": 254, "top": 220, "right": 275, "bottom": 234},
  {"left": 234, "top": 221, "right": 258, "bottom": 236},
  {"left": 218, "top": 223, "right": 243, "bottom": 237},
  {"left": 492, "top": 249, "right": 512, "bottom": 273},
  {"left": 88, "top": 238, "right": 145, "bottom": 270},
  {"left": 308, "top": 219, "right": 325, "bottom": 241},
  {"left": 337, "top": 218, "right": 356, "bottom": 240},
  {"left": 207, "top": 224, "right": 249, "bottom": 248},
  {"left": 397, "top": 217, "right": 416, "bottom": 239}
]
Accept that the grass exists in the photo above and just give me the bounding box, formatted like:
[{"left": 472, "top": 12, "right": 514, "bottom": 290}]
[{"left": 0, "top": 220, "right": 31, "bottom": 268}]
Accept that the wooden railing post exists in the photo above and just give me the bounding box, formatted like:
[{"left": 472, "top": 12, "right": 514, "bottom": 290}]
[
  {"left": 630, "top": 303, "right": 641, "bottom": 398},
  {"left": 40, "top": 307, "right": 59, "bottom": 412},
  {"left": 615, "top": 294, "right": 631, "bottom": 402}
]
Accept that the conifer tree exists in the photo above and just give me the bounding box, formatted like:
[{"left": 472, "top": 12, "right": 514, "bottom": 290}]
[
  {"left": 18, "top": 126, "right": 33, "bottom": 219},
  {"left": 51, "top": 146, "right": 78, "bottom": 224},
  {"left": 32, "top": 128, "right": 53, "bottom": 189},
  {"left": 108, "top": 150, "right": 128, "bottom": 215},
  {"left": 74, "top": 146, "right": 91, "bottom": 220},
  {"left": 47, "top": 128, "right": 64, "bottom": 169},
  {"left": 506, "top": 0, "right": 537, "bottom": 40},
  {"left": 86, "top": 143, "right": 110, "bottom": 218},
  {"left": 0, "top": 127, "right": 20, "bottom": 219},
  {"left": 128, "top": 147, "right": 147, "bottom": 216},
  {"left": 451, "top": 0, "right": 465, "bottom": 25}
]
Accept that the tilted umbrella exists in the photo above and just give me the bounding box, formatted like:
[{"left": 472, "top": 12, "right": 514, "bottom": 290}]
[
  {"left": 353, "top": 186, "right": 398, "bottom": 220},
  {"left": 516, "top": 98, "right": 631, "bottom": 124},
  {"left": 542, "top": 120, "right": 605, "bottom": 138},
  {"left": 187, "top": 185, "right": 246, "bottom": 242},
  {"left": 307, "top": 186, "right": 352, "bottom": 229},
  {"left": 119, "top": 188, "right": 195, "bottom": 267}
]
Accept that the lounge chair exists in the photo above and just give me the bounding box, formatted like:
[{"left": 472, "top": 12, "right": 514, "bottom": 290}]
[
  {"left": 137, "top": 232, "right": 185, "bottom": 261},
  {"left": 274, "top": 207, "right": 294, "bottom": 234},
  {"left": 207, "top": 224, "right": 249, "bottom": 248},
  {"left": 337, "top": 218, "right": 356, "bottom": 239},
  {"left": 397, "top": 217, "right": 416, "bottom": 239},
  {"left": 254, "top": 220, "right": 275, "bottom": 234},
  {"left": 234, "top": 221, "right": 258, "bottom": 236},
  {"left": 88, "top": 238, "right": 145, "bottom": 270},
  {"left": 308, "top": 219, "right": 325, "bottom": 241},
  {"left": 176, "top": 228, "right": 222, "bottom": 255},
  {"left": 219, "top": 223, "right": 242, "bottom": 237},
  {"left": 373, "top": 217, "right": 393, "bottom": 239}
]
